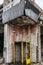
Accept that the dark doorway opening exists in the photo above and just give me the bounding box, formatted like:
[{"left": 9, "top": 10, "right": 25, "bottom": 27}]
[
  {"left": 15, "top": 42, "right": 21, "bottom": 63},
  {"left": 41, "top": 26, "right": 43, "bottom": 61},
  {"left": 13, "top": 42, "right": 30, "bottom": 64},
  {"left": 0, "top": 33, "right": 4, "bottom": 57}
]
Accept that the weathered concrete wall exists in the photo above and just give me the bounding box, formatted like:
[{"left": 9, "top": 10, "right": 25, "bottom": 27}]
[
  {"left": 12, "top": 26, "right": 28, "bottom": 42},
  {"left": 4, "top": 24, "right": 13, "bottom": 63},
  {"left": 38, "top": 25, "right": 41, "bottom": 62},
  {"left": 30, "top": 25, "right": 41, "bottom": 62},
  {"left": 30, "top": 25, "right": 38, "bottom": 62},
  {"left": 4, "top": 23, "right": 41, "bottom": 63},
  {"left": 12, "top": 25, "right": 39, "bottom": 62}
]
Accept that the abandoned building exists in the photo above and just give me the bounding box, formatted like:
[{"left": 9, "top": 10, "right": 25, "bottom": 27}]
[{"left": 0, "top": 0, "right": 43, "bottom": 64}]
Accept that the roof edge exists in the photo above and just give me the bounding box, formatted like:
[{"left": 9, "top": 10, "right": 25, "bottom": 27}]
[{"left": 28, "top": 0, "right": 42, "bottom": 13}]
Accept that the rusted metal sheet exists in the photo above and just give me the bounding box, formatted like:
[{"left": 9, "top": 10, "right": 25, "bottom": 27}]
[
  {"left": 13, "top": 26, "right": 28, "bottom": 42},
  {"left": 13, "top": 27, "right": 22, "bottom": 42}
]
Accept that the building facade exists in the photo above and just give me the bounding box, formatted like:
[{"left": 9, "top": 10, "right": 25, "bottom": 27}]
[{"left": 1, "top": 0, "right": 43, "bottom": 64}]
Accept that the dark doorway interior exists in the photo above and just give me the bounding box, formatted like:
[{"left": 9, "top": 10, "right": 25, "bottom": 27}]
[
  {"left": 41, "top": 26, "right": 43, "bottom": 61},
  {"left": 0, "top": 33, "right": 4, "bottom": 57},
  {"left": 41, "top": 35, "right": 43, "bottom": 61},
  {"left": 15, "top": 42, "right": 21, "bottom": 63}
]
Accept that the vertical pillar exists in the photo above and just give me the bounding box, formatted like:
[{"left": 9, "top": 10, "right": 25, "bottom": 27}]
[
  {"left": 4, "top": 24, "right": 13, "bottom": 63},
  {"left": 21, "top": 42, "right": 24, "bottom": 64},
  {"left": 38, "top": 25, "right": 41, "bottom": 62},
  {"left": 30, "top": 25, "right": 36, "bottom": 62}
]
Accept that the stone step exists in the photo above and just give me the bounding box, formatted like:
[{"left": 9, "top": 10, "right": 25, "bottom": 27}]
[
  {"left": 0, "top": 63, "right": 43, "bottom": 65},
  {"left": 31, "top": 63, "right": 41, "bottom": 65}
]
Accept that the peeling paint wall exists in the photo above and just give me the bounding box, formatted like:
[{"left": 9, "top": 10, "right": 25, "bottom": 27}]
[
  {"left": 12, "top": 26, "right": 28, "bottom": 42},
  {"left": 4, "top": 23, "right": 41, "bottom": 63},
  {"left": 12, "top": 25, "right": 39, "bottom": 62},
  {"left": 30, "top": 25, "right": 38, "bottom": 62}
]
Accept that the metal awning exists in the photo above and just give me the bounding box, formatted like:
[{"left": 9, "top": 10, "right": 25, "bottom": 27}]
[{"left": 2, "top": 0, "right": 40, "bottom": 24}]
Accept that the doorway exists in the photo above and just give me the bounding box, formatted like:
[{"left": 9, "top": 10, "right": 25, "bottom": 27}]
[
  {"left": 0, "top": 33, "right": 4, "bottom": 57},
  {"left": 41, "top": 26, "right": 43, "bottom": 61},
  {"left": 15, "top": 42, "right": 21, "bottom": 63},
  {"left": 13, "top": 42, "right": 30, "bottom": 64}
]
